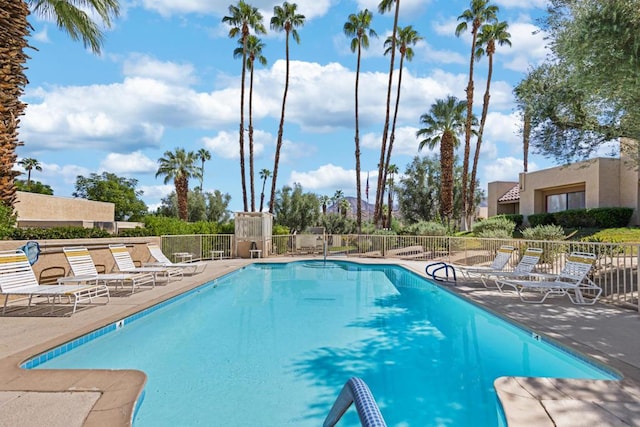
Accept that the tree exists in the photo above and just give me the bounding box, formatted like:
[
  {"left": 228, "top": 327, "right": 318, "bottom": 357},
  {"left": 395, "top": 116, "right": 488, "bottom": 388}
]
[
  {"left": 515, "top": 0, "right": 640, "bottom": 163},
  {"left": 0, "top": 0, "right": 119, "bottom": 208},
  {"left": 339, "top": 198, "right": 351, "bottom": 218},
  {"left": 235, "top": 35, "right": 267, "bottom": 212},
  {"left": 158, "top": 189, "right": 231, "bottom": 222},
  {"left": 416, "top": 96, "right": 467, "bottom": 226},
  {"left": 385, "top": 163, "right": 398, "bottom": 228},
  {"left": 467, "top": 20, "right": 510, "bottom": 220},
  {"left": 374, "top": 0, "right": 401, "bottom": 226},
  {"left": 73, "top": 172, "right": 147, "bottom": 221},
  {"left": 344, "top": 9, "right": 377, "bottom": 232},
  {"left": 382, "top": 25, "right": 421, "bottom": 227},
  {"left": 396, "top": 156, "right": 442, "bottom": 223},
  {"left": 155, "top": 148, "right": 201, "bottom": 221},
  {"left": 15, "top": 179, "right": 53, "bottom": 195},
  {"left": 269, "top": 2, "right": 305, "bottom": 214},
  {"left": 455, "top": 0, "right": 498, "bottom": 229},
  {"left": 319, "top": 195, "right": 331, "bottom": 215},
  {"left": 223, "top": 1, "right": 266, "bottom": 212},
  {"left": 196, "top": 148, "right": 211, "bottom": 191},
  {"left": 274, "top": 183, "right": 319, "bottom": 233},
  {"left": 332, "top": 189, "right": 344, "bottom": 212},
  {"left": 17, "top": 158, "right": 42, "bottom": 186},
  {"left": 258, "top": 168, "right": 271, "bottom": 212}
]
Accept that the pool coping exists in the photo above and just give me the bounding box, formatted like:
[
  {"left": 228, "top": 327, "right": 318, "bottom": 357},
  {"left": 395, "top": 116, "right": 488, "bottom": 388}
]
[{"left": 1, "top": 256, "right": 640, "bottom": 426}]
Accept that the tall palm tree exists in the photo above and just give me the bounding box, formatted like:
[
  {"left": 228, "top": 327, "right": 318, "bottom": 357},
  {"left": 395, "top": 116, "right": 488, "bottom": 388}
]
[
  {"left": 382, "top": 25, "right": 421, "bottom": 221},
  {"left": 156, "top": 148, "right": 201, "bottom": 221},
  {"left": 223, "top": 1, "right": 266, "bottom": 212},
  {"left": 319, "top": 195, "right": 331, "bottom": 215},
  {"left": 258, "top": 168, "right": 271, "bottom": 212},
  {"left": 0, "top": 0, "right": 119, "bottom": 208},
  {"left": 374, "top": 0, "right": 401, "bottom": 226},
  {"left": 268, "top": 2, "right": 305, "bottom": 214},
  {"left": 344, "top": 9, "right": 377, "bottom": 233},
  {"left": 18, "top": 158, "right": 42, "bottom": 186},
  {"left": 196, "top": 148, "right": 211, "bottom": 191},
  {"left": 339, "top": 198, "right": 351, "bottom": 218},
  {"left": 386, "top": 163, "right": 398, "bottom": 228},
  {"left": 417, "top": 96, "right": 467, "bottom": 226},
  {"left": 235, "top": 35, "right": 267, "bottom": 211},
  {"left": 332, "top": 189, "right": 344, "bottom": 213},
  {"left": 455, "top": 0, "right": 498, "bottom": 229},
  {"left": 467, "top": 20, "right": 511, "bottom": 219}
]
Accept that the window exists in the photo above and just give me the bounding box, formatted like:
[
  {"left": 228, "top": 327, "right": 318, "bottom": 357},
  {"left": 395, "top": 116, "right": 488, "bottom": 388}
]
[{"left": 546, "top": 191, "right": 585, "bottom": 213}]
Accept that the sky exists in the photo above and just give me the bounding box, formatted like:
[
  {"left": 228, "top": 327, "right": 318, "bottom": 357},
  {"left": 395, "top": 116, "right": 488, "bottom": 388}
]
[{"left": 18, "top": 0, "right": 557, "bottom": 213}]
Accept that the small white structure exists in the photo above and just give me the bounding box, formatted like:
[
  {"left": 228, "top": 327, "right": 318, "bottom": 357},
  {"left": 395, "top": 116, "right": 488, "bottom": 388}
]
[{"left": 234, "top": 212, "right": 273, "bottom": 258}]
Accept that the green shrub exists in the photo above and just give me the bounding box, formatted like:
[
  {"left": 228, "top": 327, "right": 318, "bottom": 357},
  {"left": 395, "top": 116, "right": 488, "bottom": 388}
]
[
  {"left": 400, "top": 221, "right": 447, "bottom": 236},
  {"left": 528, "top": 213, "right": 555, "bottom": 227},
  {"left": 497, "top": 214, "right": 523, "bottom": 228},
  {"left": 0, "top": 204, "right": 16, "bottom": 240},
  {"left": 472, "top": 216, "right": 515, "bottom": 237},
  {"left": 521, "top": 224, "right": 566, "bottom": 241},
  {"left": 475, "top": 229, "right": 513, "bottom": 239},
  {"left": 118, "top": 227, "right": 152, "bottom": 237},
  {"left": 529, "top": 208, "right": 632, "bottom": 229},
  {"left": 272, "top": 224, "right": 290, "bottom": 235},
  {"left": 12, "top": 226, "right": 111, "bottom": 240}
]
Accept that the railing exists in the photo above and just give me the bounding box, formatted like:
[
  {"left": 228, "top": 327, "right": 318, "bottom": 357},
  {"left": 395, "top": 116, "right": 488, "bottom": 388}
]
[
  {"left": 323, "top": 377, "right": 387, "bottom": 427},
  {"left": 163, "top": 233, "right": 640, "bottom": 312}
]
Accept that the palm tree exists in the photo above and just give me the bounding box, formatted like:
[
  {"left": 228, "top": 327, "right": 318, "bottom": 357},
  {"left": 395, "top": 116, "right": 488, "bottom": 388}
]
[
  {"left": 223, "top": 1, "right": 266, "bottom": 212},
  {"left": 156, "top": 148, "right": 201, "bottom": 221},
  {"left": 268, "top": 2, "right": 305, "bottom": 214},
  {"left": 455, "top": 0, "right": 498, "bottom": 229},
  {"left": 0, "top": 0, "right": 119, "bottom": 208},
  {"left": 382, "top": 25, "right": 421, "bottom": 222},
  {"left": 344, "top": 9, "right": 377, "bottom": 233},
  {"left": 374, "top": 0, "right": 401, "bottom": 226},
  {"left": 196, "top": 148, "right": 211, "bottom": 191},
  {"left": 258, "top": 168, "right": 271, "bottom": 212},
  {"left": 319, "top": 195, "right": 331, "bottom": 215},
  {"left": 235, "top": 35, "right": 267, "bottom": 211},
  {"left": 386, "top": 163, "right": 398, "bottom": 228},
  {"left": 339, "top": 198, "right": 351, "bottom": 218},
  {"left": 332, "top": 189, "right": 344, "bottom": 213},
  {"left": 18, "top": 158, "right": 42, "bottom": 187},
  {"left": 467, "top": 20, "right": 511, "bottom": 219},
  {"left": 416, "top": 96, "right": 467, "bottom": 226}
]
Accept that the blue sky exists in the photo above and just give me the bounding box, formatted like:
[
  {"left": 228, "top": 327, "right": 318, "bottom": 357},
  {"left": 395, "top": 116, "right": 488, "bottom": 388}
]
[{"left": 19, "top": 0, "right": 555, "bottom": 213}]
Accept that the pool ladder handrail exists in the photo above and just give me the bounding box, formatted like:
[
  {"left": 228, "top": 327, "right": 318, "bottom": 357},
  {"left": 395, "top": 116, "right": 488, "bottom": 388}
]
[
  {"left": 425, "top": 261, "right": 457, "bottom": 283},
  {"left": 323, "top": 377, "right": 387, "bottom": 427}
]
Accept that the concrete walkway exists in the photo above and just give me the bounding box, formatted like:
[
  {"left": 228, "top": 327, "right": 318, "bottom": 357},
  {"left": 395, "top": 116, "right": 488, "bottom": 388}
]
[{"left": 0, "top": 257, "right": 639, "bottom": 426}]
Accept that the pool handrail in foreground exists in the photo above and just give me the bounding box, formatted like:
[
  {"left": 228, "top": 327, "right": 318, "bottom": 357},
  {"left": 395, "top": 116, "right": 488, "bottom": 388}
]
[{"left": 323, "top": 377, "right": 387, "bottom": 427}]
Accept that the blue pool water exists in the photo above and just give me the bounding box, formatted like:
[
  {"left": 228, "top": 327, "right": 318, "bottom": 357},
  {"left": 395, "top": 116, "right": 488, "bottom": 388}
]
[{"left": 31, "top": 261, "right": 617, "bottom": 426}]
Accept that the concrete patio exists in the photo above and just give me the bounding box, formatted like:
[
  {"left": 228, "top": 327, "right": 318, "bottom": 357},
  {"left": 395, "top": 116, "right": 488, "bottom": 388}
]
[{"left": 0, "top": 257, "right": 639, "bottom": 426}]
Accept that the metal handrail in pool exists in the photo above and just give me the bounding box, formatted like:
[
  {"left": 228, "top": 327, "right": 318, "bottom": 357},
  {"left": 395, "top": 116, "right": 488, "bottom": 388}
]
[{"left": 323, "top": 377, "right": 387, "bottom": 427}]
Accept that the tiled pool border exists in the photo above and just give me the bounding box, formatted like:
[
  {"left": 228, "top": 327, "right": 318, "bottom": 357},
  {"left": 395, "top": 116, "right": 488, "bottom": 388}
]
[{"left": 21, "top": 260, "right": 622, "bottom": 381}]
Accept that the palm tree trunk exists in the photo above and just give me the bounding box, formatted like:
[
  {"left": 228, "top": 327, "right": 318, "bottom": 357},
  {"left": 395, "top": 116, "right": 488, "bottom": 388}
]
[
  {"left": 354, "top": 43, "right": 362, "bottom": 232},
  {"left": 269, "top": 31, "right": 291, "bottom": 213},
  {"left": 249, "top": 64, "right": 256, "bottom": 212},
  {"left": 468, "top": 49, "right": 494, "bottom": 223},
  {"left": 0, "top": 1, "right": 30, "bottom": 207},
  {"left": 374, "top": 0, "right": 401, "bottom": 226},
  {"left": 441, "top": 132, "right": 454, "bottom": 225},
  {"left": 239, "top": 36, "right": 249, "bottom": 212},
  {"left": 461, "top": 27, "right": 479, "bottom": 231},
  {"left": 387, "top": 178, "right": 393, "bottom": 228},
  {"left": 523, "top": 111, "right": 530, "bottom": 173},
  {"left": 176, "top": 176, "right": 189, "bottom": 221},
  {"left": 259, "top": 176, "right": 267, "bottom": 212}
]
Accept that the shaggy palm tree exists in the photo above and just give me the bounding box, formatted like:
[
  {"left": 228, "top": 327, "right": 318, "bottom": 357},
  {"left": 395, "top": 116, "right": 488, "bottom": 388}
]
[
  {"left": 467, "top": 20, "right": 511, "bottom": 219},
  {"left": 156, "top": 148, "right": 201, "bottom": 221},
  {"left": 374, "top": 0, "right": 401, "bottom": 226},
  {"left": 223, "top": 1, "right": 266, "bottom": 212},
  {"left": 268, "top": 2, "right": 305, "bottom": 214},
  {"left": 417, "top": 96, "right": 467, "bottom": 225},
  {"left": 455, "top": 0, "right": 498, "bottom": 229},
  {"left": 235, "top": 35, "right": 267, "bottom": 211},
  {"left": 386, "top": 163, "right": 398, "bottom": 228},
  {"left": 258, "top": 168, "right": 271, "bottom": 212},
  {"left": 18, "top": 158, "right": 42, "bottom": 187},
  {"left": 319, "top": 195, "right": 331, "bottom": 215},
  {"left": 382, "top": 25, "right": 421, "bottom": 222},
  {"left": 196, "top": 148, "right": 211, "bottom": 191},
  {"left": 344, "top": 9, "right": 377, "bottom": 232},
  {"left": 0, "top": 0, "right": 119, "bottom": 208}
]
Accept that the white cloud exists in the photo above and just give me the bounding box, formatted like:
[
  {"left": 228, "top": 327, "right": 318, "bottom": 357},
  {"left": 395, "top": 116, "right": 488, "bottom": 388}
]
[
  {"left": 203, "top": 129, "right": 271, "bottom": 160},
  {"left": 99, "top": 151, "right": 157, "bottom": 174},
  {"left": 482, "top": 157, "right": 539, "bottom": 183},
  {"left": 32, "top": 27, "right": 50, "bottom": 44},
  {"left": 493, "top": 0, "right": 548, "bottom": 9},
  {"left": 289, "top": 163, "right": 376, "bottom": 196},
  {"left": 123, "top": 54, "right": 197, "bottom": 85},
  {"left": 484, "top": 111, "right": 521, "bottom": 148},
  {"left": 500, "top": 22, "right": 548, "bottom": 72},
  {"left": 356, "top": 0, "right": 430, "bottom": 15},
  {"left": 139, "top": 184, "right": 174, "bottom": 199}
]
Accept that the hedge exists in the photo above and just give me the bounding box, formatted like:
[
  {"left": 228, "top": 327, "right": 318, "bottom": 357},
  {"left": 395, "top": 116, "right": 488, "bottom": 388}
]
[{"left": 528, "top": 207, "right": 633, "bottom": 229}]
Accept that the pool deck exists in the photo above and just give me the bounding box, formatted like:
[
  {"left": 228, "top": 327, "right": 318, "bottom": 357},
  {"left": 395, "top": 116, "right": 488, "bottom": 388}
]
[{"left": 0, "top": 257, "right": 639, "bottom": 426}]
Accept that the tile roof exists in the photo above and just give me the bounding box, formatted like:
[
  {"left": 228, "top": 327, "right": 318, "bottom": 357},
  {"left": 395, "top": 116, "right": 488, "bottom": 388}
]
[{"left": 498, "top": 184, "right": 520, "bottom": 202}]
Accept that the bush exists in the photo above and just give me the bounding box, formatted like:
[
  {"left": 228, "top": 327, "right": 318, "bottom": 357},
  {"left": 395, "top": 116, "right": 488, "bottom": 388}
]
[
  {"left": 497, "top": 214, "right": 523, "bottom": 228},
  {"left": 472, "top": 216, "right": 515, "bottom": 238},
  {"left": 118, "top": 227, "right": 153, "bottom": 237},
  {"left": 529, "top": 208, "right": 632, "bottom": 229},
  {"left": 0, "top": 204, "right": 16, "bottom": 240},
  {"left": 528, "top": 213, "right": 555, "bottom": 227},
  {"left": 400, "top": 221, "right": 447, "bottom": 236},
  {"left": 12, "top": 226, "right": 111, "bottom": 240},
  {"left": 521, "top": 224, "right": 566, "bottom": 241}
]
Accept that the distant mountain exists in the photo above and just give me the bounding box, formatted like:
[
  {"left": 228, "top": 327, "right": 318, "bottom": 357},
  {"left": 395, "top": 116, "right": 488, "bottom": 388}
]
[{"left": 327, "top": 196, "right": 396, "bottom": 217}]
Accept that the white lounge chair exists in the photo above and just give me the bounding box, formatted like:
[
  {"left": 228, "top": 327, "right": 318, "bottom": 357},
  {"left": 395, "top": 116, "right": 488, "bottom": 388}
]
[
  {"left": 144, "top": 243, "right": 207, "bottom": 275},
  {"left": 0, "top": 250, "right": 109, "bottom": 314},
  {"left": 63, "top": 247, "right": 155, "bottom": 294},
  {"left": 496, "top": 252, "right": 601, "bottom": 305},
  {"left": 109, "top": 244, "right": 183, "bottom": 283},
  {"left": 478, "top": 247, "right": 544, "bottom": 289},
  {"left": 455, "top": 245, "right": 516, "bottom": 278}
]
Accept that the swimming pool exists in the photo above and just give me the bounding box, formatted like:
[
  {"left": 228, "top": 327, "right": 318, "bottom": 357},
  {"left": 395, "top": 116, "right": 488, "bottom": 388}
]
[{"left": 29, "top": 261, "right": 617, "bottom": 426}]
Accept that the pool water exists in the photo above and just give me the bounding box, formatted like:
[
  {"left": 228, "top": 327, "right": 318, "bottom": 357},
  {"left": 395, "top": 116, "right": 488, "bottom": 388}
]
[{"left": 33, "top": 261, "right": 616, "bottom": 426}]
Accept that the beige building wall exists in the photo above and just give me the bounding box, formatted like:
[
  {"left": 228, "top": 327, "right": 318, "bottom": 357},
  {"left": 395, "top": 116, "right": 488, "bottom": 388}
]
[
  {"left": 487, "top": 181, "right": 518, "bottom": 217},
  {"left": 15, "top": 192, "right": 115, "bottom": 224}
]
